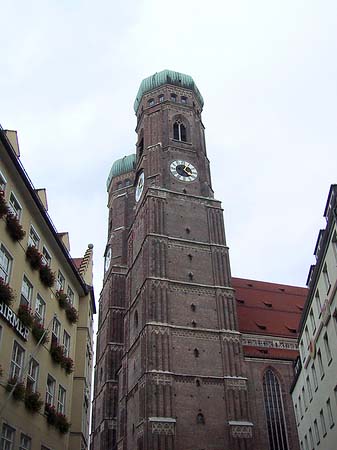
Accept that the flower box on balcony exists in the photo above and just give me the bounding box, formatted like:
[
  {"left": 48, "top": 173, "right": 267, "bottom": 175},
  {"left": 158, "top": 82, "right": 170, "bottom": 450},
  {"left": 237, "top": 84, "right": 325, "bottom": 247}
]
[
  {"left": 6, "top": 378, "right": 26, "bottom": 401},
  {"left": 32, "top": 319, "right": 49, "bottom": 344},
  {"left": 56, "top": 290, "right": 68, "bottom": 309},
  {"left": 61, "top": 356, "right": 74, "bottom": 374},
  {"left": 50, "top": 343, "right": 64, "bottom": 364},
  {"left": 26, "top": 245, "right": 43, "bottom": 270},
  {"left": 39, "top": 264, "right": 55, "bottom": 288},
  {"left": 65, "top": 305, "right": 78, "bottom": 324},
  {"left": 0, "top": 278, "right": 14, "bottom": 306},
  {"left": 5, "top": 213, "right": 25, "bottom": 241},
  {"left": 17, "top": 304, "right": 34, "bottom": 328},
  {"left": 56, "top": 412, "right": 71, "bottom": 434},
  {"left": 25, "top": 390, "right": 43, "bottom": 413},
  {"left": 45, "top": 403, "right": 57, "bottom": 425}
]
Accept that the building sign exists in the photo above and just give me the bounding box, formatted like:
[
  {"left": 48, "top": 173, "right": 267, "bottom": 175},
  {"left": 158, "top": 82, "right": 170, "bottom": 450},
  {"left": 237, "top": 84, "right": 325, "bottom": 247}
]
[
  {"left": 242, "top": 335, "right": 298, "bottom": 350},
  {"left": 0, "top": 301, "right": 29, "bottom": 341}
]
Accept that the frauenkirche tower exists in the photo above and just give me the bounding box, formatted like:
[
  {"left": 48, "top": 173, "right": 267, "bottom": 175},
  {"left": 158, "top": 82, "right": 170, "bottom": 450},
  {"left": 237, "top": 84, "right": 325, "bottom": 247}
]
[{"left": 91, "top": 70, "right": 254, "bottom": 450}]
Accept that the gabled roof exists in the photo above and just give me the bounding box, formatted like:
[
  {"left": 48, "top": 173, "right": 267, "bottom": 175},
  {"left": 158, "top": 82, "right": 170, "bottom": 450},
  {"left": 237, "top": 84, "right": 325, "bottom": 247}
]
[{"left": 233, "top": 277, "right": 307, "bottom": 338}]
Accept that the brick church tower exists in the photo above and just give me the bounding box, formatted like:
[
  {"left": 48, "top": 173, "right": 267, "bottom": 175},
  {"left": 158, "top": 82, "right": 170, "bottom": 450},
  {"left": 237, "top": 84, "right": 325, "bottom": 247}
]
[{"left": 91, "top": 70, "right": 267, "bottom": 450}]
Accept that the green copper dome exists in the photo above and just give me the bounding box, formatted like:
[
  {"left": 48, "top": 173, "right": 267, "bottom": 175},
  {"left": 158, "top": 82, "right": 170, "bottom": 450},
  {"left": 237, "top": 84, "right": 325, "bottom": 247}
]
[
  {"left": 106, "top": 154, "right": 136, "bottom": 191},
  {"left": 134, "top": 69, "right": 204, "bottom": 113}
]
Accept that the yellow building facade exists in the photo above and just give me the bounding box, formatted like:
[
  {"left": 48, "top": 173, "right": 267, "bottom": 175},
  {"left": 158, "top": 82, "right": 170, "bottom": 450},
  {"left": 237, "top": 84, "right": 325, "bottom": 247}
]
[{"left": 0, "top": 127, "right": 95, "bottom": 450}]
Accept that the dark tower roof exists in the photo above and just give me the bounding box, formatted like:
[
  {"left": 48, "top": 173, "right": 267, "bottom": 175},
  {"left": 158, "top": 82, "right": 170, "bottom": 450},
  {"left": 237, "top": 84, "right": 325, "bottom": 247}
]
[
  {"left": 106, "top": 153, "right": 136, "bottom": 191},
  {"left": 133, "top": 69, "right": 204, "bottom": 113}
]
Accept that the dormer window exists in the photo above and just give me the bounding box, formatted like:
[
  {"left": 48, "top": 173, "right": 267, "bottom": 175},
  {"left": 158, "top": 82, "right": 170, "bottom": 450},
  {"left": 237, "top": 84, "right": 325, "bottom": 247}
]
[
  {"left": 173, "top": 120, "right": 187, "bottom": 142},
  {"left": 170, "top": 93, "right": 177, "bottom": 102},
  {"left": 148, "top": 99, "right": 155, "bottom": 106}
]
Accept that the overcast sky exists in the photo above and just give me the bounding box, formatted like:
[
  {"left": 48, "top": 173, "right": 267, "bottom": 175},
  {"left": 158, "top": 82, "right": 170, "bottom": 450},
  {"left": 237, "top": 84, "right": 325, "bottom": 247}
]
[{"left": 1, "top": 0, "right": 337, "bottom": 298}]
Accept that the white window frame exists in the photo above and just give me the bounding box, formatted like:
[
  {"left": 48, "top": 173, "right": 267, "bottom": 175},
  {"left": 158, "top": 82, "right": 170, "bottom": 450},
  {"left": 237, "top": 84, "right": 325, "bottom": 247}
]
[
  {"left": 1, "top": 423, "right": 15, "bottom": 450},
  {"left": 42, "top": 246, "right": 51, "bottom": 267},
  {"left": 26, "top": 358, "right": 39, "bottom": 392},
  {"left": 28, "top": 224, "right": 40, "bottom": 249},
  {"left": 0, "top": 169, "right": 7, "bottom": 192},
  {"left": 52, "top": 317, "right": 61, "bottom": 345},
  {"left": 21, "top": 275, "right": 33, "bottom": 307},
  {"left": 67, "top": 286, "right": 74, "bottom": 305},
  {"left": 57, "top": 270, "right": 65, "bottom": 292},
  {"left": 320, "top": 409, "right": 327, "bottom": 436},
  {"left": 8, "top": 191, "right": 22, "bottom": 220},
  {"left": 10, "top": 340, "right": 25, "bottom": 380},
  {"left": 46, "top": 374, "right": 56, "bottom": 406},
  {"left": 318, "top": 349, "right": 324, "bottom": 378},
  {"left": 308, "top": 427, "right": 314, "bottom": 450},
  {"left": 312, "top": 364, "right": 318, "bottom": 390},
  {"left": 324, "top": 332, "right": 332, "bottom": 364},
  {"left": 306, "top": 375, "right": 313, "bottom": 401},
  {"left": 314, "top": 419, "right": 320, "bottom": 444},
  {"left": 310, "top": 309, "right": 316, "bottom": 333},
  {"left": 0, "top": 244, "right": 13, "bottom": 283},
  {"left": 19, "top": 433, "right": 31, "bottom": 450},
  {"left": 323, "top": 263, "right": 331, "bottom": 293},
  {"left": 35, "top": 294, "right": 46, "bottom": 324},
  {"left": 63, "top": 330, "right": 71, "bottom": 357},
  {"left": 327, "top": 398, "right": 334, "bottom": 428},
  {"left": 57, "top": 385, "right": 66, "bottom": 414},
  {"left": 332, "top": 231, "right": 337, "bottom": 264},
  {"left": 315, "top": 290, "right": 321, "bottom": 316}
]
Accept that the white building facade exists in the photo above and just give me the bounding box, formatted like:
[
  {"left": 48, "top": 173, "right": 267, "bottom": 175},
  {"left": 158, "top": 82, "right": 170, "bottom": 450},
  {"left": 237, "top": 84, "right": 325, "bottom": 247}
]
[{"left": 291, "top": 185, "right": 337, "bottom": 450}]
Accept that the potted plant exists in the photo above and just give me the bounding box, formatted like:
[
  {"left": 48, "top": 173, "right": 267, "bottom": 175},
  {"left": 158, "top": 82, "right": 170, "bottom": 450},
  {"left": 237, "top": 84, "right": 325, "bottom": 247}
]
[
  {"left": 0, "top": 193, "right": 8, "bottom": 218},
  {"left": 6, "top": 378, "right": 26, "bottom": 401},
  {"left": 56, "top": 290, "right": 68, "bottom": 309},
  {"left": 17, "top": 304, "right": 34, "bottom": 328},
  {"left": 50, "top": 343, "right": 64, "bottom": 364},
  {"left": 25, "top": 390, "right": 43, "bottom": 413},
  {"left": 5, "top": 213, "right": 25, "bottom": 241},
  {"left": 0, "top": 278, "right": 14, "bottom": 306},
  {"left": 26, "top": 245, "right": 42, "bottom": 270},
  {"left": 61, "top": 356, "right": 74, "bottom": 374},
  {"left": 45, "top": 403, "right": 57, "bottom": 425},
  {"left": 32, "top": 319, "right": 49, "bottom": 344},
  {"left": 56, "top": 413, "right": 71, "bottom": 434},
  {"left": 39, "top": 264, "right": 55, "bottom": 288},
  {"left": 65, "top": 305, "right": 78, "bottom": 324}
]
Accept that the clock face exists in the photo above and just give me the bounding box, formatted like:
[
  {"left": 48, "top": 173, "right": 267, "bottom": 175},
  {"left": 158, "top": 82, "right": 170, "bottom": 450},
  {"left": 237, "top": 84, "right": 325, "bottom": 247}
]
[
  {"left": 104, "top": 247, "right": 111, "bottom": 272},
  {"left": 170, "top": 160, "right": 197, "bottom": 182},
  {"left": 135, "top": 171, "right": 145, "bottom": 202}
]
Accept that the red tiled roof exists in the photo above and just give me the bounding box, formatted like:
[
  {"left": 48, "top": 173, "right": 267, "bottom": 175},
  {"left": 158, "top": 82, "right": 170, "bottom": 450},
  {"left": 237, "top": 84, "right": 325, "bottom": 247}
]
[{"left": 233, "top": 277, "right": 307, "bottom": 337}]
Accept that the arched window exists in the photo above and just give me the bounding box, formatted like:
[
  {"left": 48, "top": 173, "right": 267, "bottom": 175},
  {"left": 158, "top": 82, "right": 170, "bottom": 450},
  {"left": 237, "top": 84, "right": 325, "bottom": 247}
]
[
  {"left": 173, "top": 121, "right": 187, "bottom": 142},
  {"left": 196, "top": 413, "right": 205, "bottom": 424},
  {"left": 194, "top": 348, "right": 199, "bottom": 358},
  {"left": 263, "top": 369, "right": 289, "bottom": 450},
  {"left": 138, "top": 135, "right": 144, "bottom": 158}
]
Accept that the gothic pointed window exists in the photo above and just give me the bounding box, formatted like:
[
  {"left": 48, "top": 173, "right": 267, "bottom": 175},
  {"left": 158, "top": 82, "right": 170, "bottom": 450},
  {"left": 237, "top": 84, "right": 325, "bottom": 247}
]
[
  {"left": 173, "top": 120, "right": 187, "bottom": 142},
  {"left": 262, "top": 369, "right": 289, "bottom": 450}
]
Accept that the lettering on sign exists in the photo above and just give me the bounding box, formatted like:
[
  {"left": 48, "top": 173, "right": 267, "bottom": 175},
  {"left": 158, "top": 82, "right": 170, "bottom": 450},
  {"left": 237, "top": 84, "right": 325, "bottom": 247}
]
[
  {"left": 0, "top": 301, "right": 29, "bottom": 341},
  {"left": 242, "top": 336, "right": 298, "bottom": 350}
]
